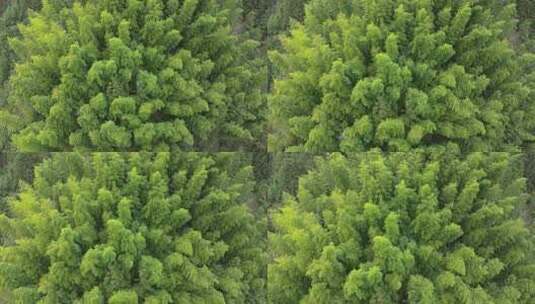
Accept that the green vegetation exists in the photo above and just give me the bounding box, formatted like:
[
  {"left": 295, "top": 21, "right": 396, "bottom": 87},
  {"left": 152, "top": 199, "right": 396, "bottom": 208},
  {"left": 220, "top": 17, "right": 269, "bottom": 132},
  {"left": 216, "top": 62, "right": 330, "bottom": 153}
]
[
  {"left": 1, "top": 0, "right": 264, "bottom": 151},
  {"left": 0, "top": 0, "right": 42, "bottom": 150},
  {"left": 269, "top": 151, "right": 535, "bottom": 303},
  {"left": 269, "top": 0, "right": 534, "bottom": 152},
  {"left": 267, "top": 0, "right": 307, "bottom": 37},
  {"left": 0, "top": 153, "right": 44, "bottom": 213},
  {"left": 0, "top": 153, "right": 266, "bottom": 303},
  {"left": 0, "top": 1, "right": 534, "bottom": 303}
]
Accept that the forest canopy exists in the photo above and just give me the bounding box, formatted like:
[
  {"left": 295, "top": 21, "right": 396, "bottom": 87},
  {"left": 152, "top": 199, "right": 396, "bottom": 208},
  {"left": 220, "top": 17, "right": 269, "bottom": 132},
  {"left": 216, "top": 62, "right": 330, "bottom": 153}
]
[
  {"left": 0, "top": 152, "right": 266, "bottom": 303},
  {"left": 269, "top": 151, "right": 535, "bottom": 303},
  {"left": 1, "top": 0, "right": 264, "bottom": 152},
  {"left": 0, "top": 0, "right": 534, "bottom": 303},
  {"left": 269, "top": 0, "right": 535, "bottom": 152}
]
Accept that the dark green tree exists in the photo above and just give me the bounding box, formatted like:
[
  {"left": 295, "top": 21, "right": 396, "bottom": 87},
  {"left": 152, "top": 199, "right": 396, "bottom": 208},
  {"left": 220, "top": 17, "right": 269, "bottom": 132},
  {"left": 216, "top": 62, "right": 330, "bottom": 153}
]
[
  {"left": 241, "top": 0, "right": 273, "bottom": 39},
  {"left": 269, "top": 0, "right": 535, "bottom": 152},
  {"left": 264, "top": 153, "right": 313, "bottom": 204},
  {"left": 269, "top": 151, "right": 535, "bottom": 303},
  {"left": 0, "top": 153, "right": 45, "bottom": 214},
  {"left": 251, "top": 152, "right": 313, "bottom": 212},
  {"left": 2, "top": 0, "right": 264, "bottom": 151},
  {"left": 267, "top": 0, "right": 307, "bottom": 36},
  {"left": 517, "top": 0, "right": 534, "bottom": 49},
  {"left": 0, "top": 152, "right": 266, "bottom": 303}
]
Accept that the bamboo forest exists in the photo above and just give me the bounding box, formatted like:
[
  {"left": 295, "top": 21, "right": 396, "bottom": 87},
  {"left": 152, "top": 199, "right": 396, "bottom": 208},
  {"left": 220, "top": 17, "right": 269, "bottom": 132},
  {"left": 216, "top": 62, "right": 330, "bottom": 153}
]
[{"left": 0, "top": 0, "right": 535, "bottom": 303}]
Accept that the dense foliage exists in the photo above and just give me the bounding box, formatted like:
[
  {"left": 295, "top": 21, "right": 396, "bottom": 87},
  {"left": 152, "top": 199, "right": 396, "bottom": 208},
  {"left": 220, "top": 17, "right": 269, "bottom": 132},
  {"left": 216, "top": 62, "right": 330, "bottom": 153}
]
[
  {"left": 517, "top": 0, "right": 534, "bottom": 47},
  {"left": 0, "top": 1, "right": 46, "bottom": 220},
  {"left": 0, "top": 153, "right": 266, "bottom": 303},
  {"left": 0, "top": 0, "right": 534, "bottom": 303},
  {"left": 0, "top": 0, "right": 42, "bottom": 150},
  {"left": 267, "top": 0, "right": 307, "bottom": 37},
  {"left": 0, "top": 0, "right": 41, "bottom": 97},
  {"left": 0, "top": 153, "right": 44, "bottom": 214},
  {"left": 1, "top": 0, "right": 264, "bottom": 151},
  {"left": 269, "top": 0, "right": 534, "bottom": 152},
  {"left": 269, "top": 151, "right": 535, "bottom": 303}
]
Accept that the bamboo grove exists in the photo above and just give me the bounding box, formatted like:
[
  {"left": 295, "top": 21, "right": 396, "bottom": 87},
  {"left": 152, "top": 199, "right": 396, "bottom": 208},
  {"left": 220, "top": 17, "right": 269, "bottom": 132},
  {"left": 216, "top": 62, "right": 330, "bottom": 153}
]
[{"left": 0, "top": 0, "right": 534, "bottom": 303}]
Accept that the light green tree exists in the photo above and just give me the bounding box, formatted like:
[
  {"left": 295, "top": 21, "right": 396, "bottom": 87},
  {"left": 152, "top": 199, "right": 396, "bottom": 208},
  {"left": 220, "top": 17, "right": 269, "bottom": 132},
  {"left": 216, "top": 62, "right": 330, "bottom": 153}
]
[
  {"left": 0, "top": 152, "right": 266, "bottom": 303},
  {"left": 0, "top": 0, "right": 42, "bottom": 150},
  {"left": 2, "top": 0, "right": 264, "bottom": 151},
  {"left": 269, "top": 151, "right": 535, "bottom": 303},
  {"left": 269, "top": 0, "right": 535, "bottom": 152}
]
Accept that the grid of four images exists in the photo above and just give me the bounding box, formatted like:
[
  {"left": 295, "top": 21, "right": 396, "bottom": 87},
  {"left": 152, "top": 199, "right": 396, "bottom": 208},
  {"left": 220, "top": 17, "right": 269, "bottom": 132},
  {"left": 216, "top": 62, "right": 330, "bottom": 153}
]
[{"left": 1, "top": 0, "right": 534, "bottom": 303}]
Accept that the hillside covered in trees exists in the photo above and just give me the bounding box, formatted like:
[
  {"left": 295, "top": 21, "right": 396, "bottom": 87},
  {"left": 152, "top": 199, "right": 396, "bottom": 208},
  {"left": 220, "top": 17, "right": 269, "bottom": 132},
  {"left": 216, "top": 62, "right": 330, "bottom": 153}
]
[{"left": 0, "top": 0, "right": 534, "bottom": 303}]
